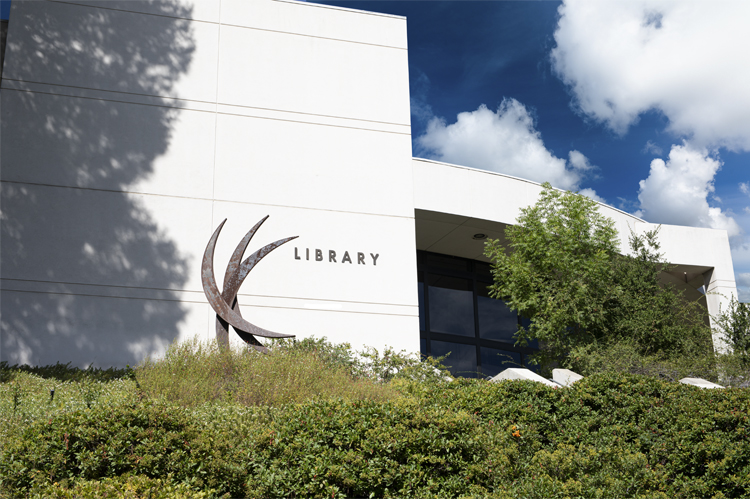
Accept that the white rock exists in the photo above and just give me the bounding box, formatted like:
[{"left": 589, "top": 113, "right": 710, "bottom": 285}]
[
  {"left": 491, "top": 368, "right": 559, "bottom": 387},
  {"left": 552, "top": 368, "right": 584, "bottom": 387},
  {"left": 679, "top": 377, "right": 724, "bottom": 389}
]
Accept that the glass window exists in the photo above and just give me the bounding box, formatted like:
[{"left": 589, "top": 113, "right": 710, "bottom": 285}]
[
  {"left": 418, "top": 276, "right": 426, "bottom": 332},
  {"left": 417, "top": 250, "right": 539, "bottom": 378},
  {"left": 474, "top": 261, "right": 492, "bottom": 279},
  {"left": 480, "top": 348, "right": 521, "bottom": 378},
  {"left": 427, "top": 274, "right": 475, "bottom": 337},
  {"left": 477, "top": 283, "right": 518, "bottom": 343},
  {"left": 424, "top": 252, "right": 471, "bottom": 272},
  {"left": 431, "top": 340, "right": 478, "bottom": 378}
]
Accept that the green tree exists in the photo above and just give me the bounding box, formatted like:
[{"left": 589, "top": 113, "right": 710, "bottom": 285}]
[
  {"left": 483, "top": 183, "right": 619, "bottom": 369},
  {"left": 713, "top": 296, "right": 750, "bottom": 369},
  {"left": 485, "top": 183, "right": 713, "bottom": 375},
  {"left": 603, "top": 228, "right": 712, "bottom": 358}
]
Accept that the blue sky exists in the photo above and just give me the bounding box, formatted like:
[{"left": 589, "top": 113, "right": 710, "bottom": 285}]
[{"left": 316, "top": 0, "right": 750, "bottom": 300}]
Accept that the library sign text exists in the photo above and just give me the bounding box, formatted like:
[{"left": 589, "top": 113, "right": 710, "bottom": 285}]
[{"left": 294, "top": 247, "right": 379, "bottom": 266}]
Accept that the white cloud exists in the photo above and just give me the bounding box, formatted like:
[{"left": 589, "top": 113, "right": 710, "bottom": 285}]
[
  {"left": 551, "top": 0, "right": 750, "bottom": 151},
  {"left": 410, "top": 69, "right": 434, "bottom": 125},
  {"left": 416, "top": 99, "right": 598, "bottom": 194},
  {"left": 736, "top": 272, "right": 750, "bottom": 302},
  {"left": 643, "top": 141, "right": 663, "bottom": 156},
  {"left": 579, "top": 188, "right": 605, "bottom": 204},
  {"left": 568, "top": 150, "right": 596, "bottom": 172},
  {"left": 552, "top": 0, "right": 749, "bottom": 238},
  {"left": 637, "top": 143, "right": 741, "bottom": 237},
  {"left": 737, "top": 273, "right": 750, "bottom": 288},
  {"left": 741, "top": 182, "right": 750, "bottom": 196}
]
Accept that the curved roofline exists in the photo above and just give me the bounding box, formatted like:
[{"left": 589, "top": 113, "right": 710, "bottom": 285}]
[
  {"left": 412, "top": 156, "right": 645, "bottom": 223},
  {"left": 281, "top": 0, "right": 407, "bottom": 20}
]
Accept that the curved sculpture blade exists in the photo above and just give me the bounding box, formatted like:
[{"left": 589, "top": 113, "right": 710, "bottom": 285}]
[
  {"left": 201, "top": 219, "right": 296, "bottom": 341},
  {"left": 215, "top": 216, "right": 269, "bottom": 346},
  {"left": 216, "top": 235, "right": 298, "bottom": 346},
  {"left": 222, "top": 216, "right": 268, "bottom": 291},
  {"left": 222, "top": 236, "right": 298, "bottom": 305}
]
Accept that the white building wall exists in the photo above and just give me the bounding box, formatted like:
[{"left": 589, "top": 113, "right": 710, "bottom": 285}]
[{"left": 1, "top": 0, "right": 419, "bottom": 367}]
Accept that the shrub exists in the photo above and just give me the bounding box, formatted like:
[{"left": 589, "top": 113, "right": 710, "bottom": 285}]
[
  {"left": 245, "top": 398, "right": 509, "bottom": 498},
  {"left": 26, "top": 475, "right": 225, "bottom": 499},
  {"left": 135, "top": 338, "right": 394, "bottom": 407},
  {"left": 567, "top": 339, "right": 720, "bottom": 382},
  {"left": 3, "top": 341, "right": 749, "bottom": 498}
]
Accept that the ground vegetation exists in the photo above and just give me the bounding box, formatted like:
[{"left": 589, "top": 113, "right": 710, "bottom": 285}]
[{"left": 1, "top": 339, "right": 749, "bottom": 498}]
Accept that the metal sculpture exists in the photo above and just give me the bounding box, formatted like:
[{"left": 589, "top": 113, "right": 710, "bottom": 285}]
[{"left": 201, "top": 216, "right": 297, "bottom": 350}]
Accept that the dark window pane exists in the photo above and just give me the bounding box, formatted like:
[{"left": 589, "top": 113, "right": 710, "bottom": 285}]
[
  {"left": 420, "top": 337, "right": 427, "bottom": 357},
  {"left": 477, "top": 284, "right": 517, "bottom": 343},
  {"left": 427, "top": 274, "right": 475, "bottom": 337},
  {"left": 431, "top": 340, "right": 478, "bottom": 378},
  {"left": 480, "top": 348, "right": 521, "bottom": 378},
  {"left": 475, "top": 261, "right": 492, "bottom": 278},
  {"left": 418, "top": 280, "right": 426, "bottom": 331},
  {"left": 424, "top": 252, "right": 471, "bottom": 272}
]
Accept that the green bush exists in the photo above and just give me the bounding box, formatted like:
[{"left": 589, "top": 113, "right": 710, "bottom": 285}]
[
  {"left": 2, "top": 340, "right": 749, "bottom": 498},
  {"left": 567, "top": 339, "right": 720, "bottom": 382},
  {"left": 244, "top": 398, "right": 509, "bottom": 498},
  {"left": 410, "top": 373, "right": 750, "bottom": 498},
  {"left": 26, "top": 474, "right": 225, "bottom": 499}
]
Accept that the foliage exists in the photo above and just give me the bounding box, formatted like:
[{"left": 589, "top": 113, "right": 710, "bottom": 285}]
[
  {"left": 3, "top": 367, "right": 750, "bottom": 498},
  {"left": 268, "top": 337, "right": 452, "bottom": 384},
  {"left": 26, "top": 475, "right": 225, "bottom": 499},
  {"left": 714, "top": 296, "right": 750, "bottom": 368},
  {"left": 485, "top": 183, "right": 714, "bottom": 375},
  {"left": 244, "top": 398, "right": 505, "bottom": 498},
  {"left": 484, "top": 182, "right": 620, "bottom": 369},
  {"left": 0, "top": 361, "right": 134, "bottom": 383},
  {"left": 602, "top": 228, "right": 713, "bottom": 359},
  {"left": 411, "top": 372, "right": 750, "bottom": 498},
  {"left": 567, "top": 338, "right": 718, "bottom": 382},
  {"left": 351, "top": 346, "right": 451, "bottom": 384},
  {"left": 2, "top": 339, "right": 746, "bottom": 497},
  {"left": 136, "top": 337, "right": 395, "bottom": 407},
  {"left": 0, "top": 396, "right": 260, "bottom": 497}
]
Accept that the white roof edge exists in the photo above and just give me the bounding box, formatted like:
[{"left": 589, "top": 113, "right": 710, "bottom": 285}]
[
  {"left": 413, "top": 156, "right": 647, "bottom": 223},
  {"left": 279, "top": 0, "right": 407, "bottom": 20}
]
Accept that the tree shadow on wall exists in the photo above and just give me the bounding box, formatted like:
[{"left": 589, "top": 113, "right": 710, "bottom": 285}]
[{"left": 1, "top": 1, "right": 197, "bottom": 367}]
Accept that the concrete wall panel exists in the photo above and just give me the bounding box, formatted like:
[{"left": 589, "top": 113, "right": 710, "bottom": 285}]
[
  {"left": 0, "top": 182, "right": 211, "bottom": 291},
  {"left": 230, "top": 305, "right": 420, "bottom": 355},
  {"left": 220, "top": 0, "right": 407, "bottom": 48},
  {"left": 4, "top": 1, "right": 219, "bottom": 102},
  {"left": 209, "top": 201, "right": 418, "bottom": 308},
  {"left": 1, "top": 90, "right": 216, "bottom": 199},
  {"left": 0, "top": 289, "right": 209, "bottom": 367},
  {"left": 213, "top": 113, "right": 414, "bottom": 216},
  {"left": 75, "top": 0, "right": 221, "bottom": 23},
  {"left": 217, "top": 25, "right": 410, "bottom": 125}
]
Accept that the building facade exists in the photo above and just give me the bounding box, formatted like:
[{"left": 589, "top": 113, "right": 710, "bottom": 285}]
[{"left": 0, "top": 0, "right": 737, "bottom": 376}]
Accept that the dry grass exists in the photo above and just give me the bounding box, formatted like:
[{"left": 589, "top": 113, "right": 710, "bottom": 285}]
[{"left": 136, "top": 338, "right": 396, "bottom": 407}]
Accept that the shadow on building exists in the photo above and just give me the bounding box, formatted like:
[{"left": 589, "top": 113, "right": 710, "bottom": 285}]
[{"left": 1, "top": 1, "right": 196, "bottom": 367}]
